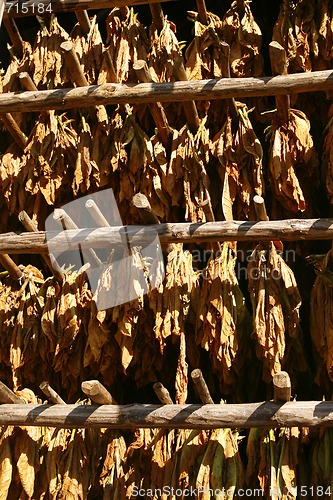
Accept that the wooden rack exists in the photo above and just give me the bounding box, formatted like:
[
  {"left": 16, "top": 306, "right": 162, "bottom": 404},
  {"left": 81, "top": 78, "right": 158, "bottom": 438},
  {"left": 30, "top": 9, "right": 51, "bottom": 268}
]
[
  {"left": 0, "top": 70, "right": 332, "bottom": 113},
  {"left": 0, "top": 1, "right": 332, "bottom": 432},
  {"left": 0, "top": 401, "right": 331, "bottom": 429},
  {"left": 0, "top": 218, "right": 332, "bottom": 254}
]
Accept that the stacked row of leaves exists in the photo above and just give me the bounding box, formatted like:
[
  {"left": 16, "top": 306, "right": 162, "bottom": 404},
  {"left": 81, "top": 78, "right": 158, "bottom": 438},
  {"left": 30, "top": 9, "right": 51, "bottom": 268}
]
[
  {"left": 0, "top": 241, "right": 309, "bottom": 404},
  {"left": 2, "top": 0, "right": 333, "bottom": 232},
  {"left": 1, "top": 412, "right": 330, "bottom": 500},
  {"left": 1, "top": 1, "right": 333, "bottom": 498}
]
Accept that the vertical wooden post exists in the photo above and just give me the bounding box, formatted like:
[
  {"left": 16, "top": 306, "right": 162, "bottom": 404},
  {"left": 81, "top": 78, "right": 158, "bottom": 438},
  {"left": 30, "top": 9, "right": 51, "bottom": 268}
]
[
  {"left": 81, "top": 380, "right": 117, "bottom": 405},
  {"left": 18, "top": 211, "right": 64, "bottom": 283},
  {"left": 133, "top": 60, "right": 171, "bottom": 147},
  {"left": 1, "top": 113, "right": 27, "bottom": 150},
  {"left": 75, "top": 11, "right": 91, "bottom": 36},
  {"left": 149, "top": 3, "right": 165, "bottom": 31},
  {"left": 3, "top": 16, "right": 24, "bottom": 58},
  {"left": 196, "top": 0, "right": 208, "bottom": 25},
  {"left": 273, "top": 371, "right": 291, "bottom": 402},
  {"left": 39, "top": 382, "right": 66, "bottom": 405},
  {"left": 0, "top": 381, "right": 25, "bottom": 404},
  {"left": 191, "top": 369, "right": 214, "bottom": 404},
  {"left": 153, "top": 382, "right": 173, "bottom": 404},
  {"left": 269, "top": 41, "right": 290, "bottom": 123},
  {"left": 173, "top": 54, "right": 200, "bottom": 134}
]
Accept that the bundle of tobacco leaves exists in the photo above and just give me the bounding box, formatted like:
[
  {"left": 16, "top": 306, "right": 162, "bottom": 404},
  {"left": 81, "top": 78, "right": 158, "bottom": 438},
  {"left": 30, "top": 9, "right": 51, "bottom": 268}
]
[
  {"left": 267, "top": 109, "right": 318, "bottom": 215},
  {"left": 185, "top": 10, "right": 225, "bottom": 81},
  {"left": 322, "top": 106, "right": 333, "bottom": 204},
  {"left": 0, "top": 111, "right": 78, "bottom": 226},
  {"left": 195, "top": 243, "right": 252, "bottom": 397},
  {"left": 246, "top": 426, "right": 310, "bottom": 500},
  {"left": 309, "top": 250, "right": 333, "bottom": 385},
  {"left": 317, "top": 0, "right": 333, "bottom": 70},
  {"left": 98, "top": 7, "right": 149, "bottom": 85},
  {"left": 248, "top": 242, "right": 306, "bottom": 383},
  {"left": 272, "top": 0, "right": 319, "bottom": 73},
  {"left": 30, "top": 16, "right": 70, "bottom": 89},
  {"left": 220, "top": 0, "right": 263, "bottom": 78},
  {"left": 71, "top": 15, "right": 104, "bottom": 86},
  {"left": 310, "top": 427, "right": 333, "bottom": 493},
  {"left": 148, "top": 244, "right": 200, "bottom": 403},
  {"left": 211, "top": 103, "right": 264, "bottom": 220}
]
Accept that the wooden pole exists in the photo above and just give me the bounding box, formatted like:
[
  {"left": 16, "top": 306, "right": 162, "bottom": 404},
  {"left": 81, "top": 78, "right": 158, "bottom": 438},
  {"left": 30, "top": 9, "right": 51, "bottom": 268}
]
[
  {"left": 0, "top": 254, "right": 24, "bottom": 281},
  {"left": 149, "top": 3, "right": 165, "bottom": 31},
  {"left": 1, "top": 401, "right": 333, "bottom": 428},
  {"left": 75, "top": 11, "right": 91, "bottom": 35},
  {"left": 132, "top": 193, "right": 160, "bottom": 225},
  {"left": 5, "top": 0, "right": 177, "bottom": 17},
  {"left": 173, "top": 54, "right": 200, "bottom": 134},
  {"left": 269, "top": 41, "right": 290, "bottom": 123},
  {"left": 191, "top": 369, "right": 214, "bottom": 404},
  {"left": 39, "top": 382, "right": 66, "bottom": 405},
  {"left": 133, "top": 60, "right": 171, "bottom": 147},
  {"left": 85, "top": 199, "right": 110, "bottom": 227},
  {"left": 18, "top": 211, "right": 64, "bottom": 283},
  {"left": 196, "top": 0, "right": 208, "bottom": 25},
  {"left": 153, "top": 382, "right": 173, "bottom": 404},
  {"left": 53, "top": 209, "right": 103, "bottom": 267},
  {"left": 236, "top": 0, "right": 245, "bottom": 17},
  {"left": 3, "top": 16, "right": 23, "bottom": 58},
  {"left": 0, "top": 113, "right": 27, "bottom": 150},
  {"left": 60, "top": 41, "right": 88, "bottom": 88},
  {"left": 220, "top": 41, "right": 238, "bottom": 123},
  {"left": 104, "top": 48, "right": 118, "bottom": 83},
  {"left": 198, "top": 198, "right": 215, "bottom": 222},
  {"left": 18, "top": 72, "right": 38, "bottom": 92},
  {"left": 0, "top": 381, "right": 24, "bottom": 404},
  {"left": 81, "top": 380, "right": 117, "bottom": 405},
  {"left": 3, "top": 218, "right": 333, "bottom": 254},
  {"left": 2, "top": 70, "right": 332, "bottom": 113},
  {"left": 253, "top": 195, "right": 269, "bottom": 222},
  {"left": 60, "top": 41, "right": 102, "bottom": 120},
  {"left": 273, "top": 372, "right": 291, "bottom": 403}
]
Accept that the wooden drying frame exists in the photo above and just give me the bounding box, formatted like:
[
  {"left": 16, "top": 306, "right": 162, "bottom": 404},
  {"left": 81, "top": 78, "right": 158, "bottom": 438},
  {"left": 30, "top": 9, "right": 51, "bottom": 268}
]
[
  {"left": 0, "top": 401, "right": 332, "bottom": 428},
  {"left": 0, "top": 70, "right": 332, "bottom": 113},
  {"left": 1, "top": 218, "right": 333, "bottom": 254},
  {"left": 4, "top": 0, "right": 176, "bottom": 17}
]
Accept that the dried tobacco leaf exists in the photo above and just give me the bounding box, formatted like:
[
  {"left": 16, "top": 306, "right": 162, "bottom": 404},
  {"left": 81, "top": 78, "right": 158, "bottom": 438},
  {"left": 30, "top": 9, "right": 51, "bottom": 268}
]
[
  {"left": 211, "top": 103, "right": 264, "bottom": 220},
  {"left": 309, "top": 251, "right": 333, "bottom": 382},
  {"left": 272, "top": 0, "right": 319, "bottom": 72},
  {"left": 149, "top": 244, "right": 199, "bottom": 352},
  {"left": 268, "top": 109, "right": 318, "bottom": 214},
  {"left": 71, "top": 15, "right": 104, "bottom": 85},
  {"left": 196, "top": 243, "right": 251, "bottom": 394},
  {"left": 31, "top": 16, "right": 70, "bottom": 88},
  {"left": 248, "top": 242, "right": 302, "bottom": 382},
  {"left": 221, "top": 0, "right": 263, "bottom": 77},
  {"left": 0, "top": 427, "right": 13, "bottom": 500},
  {"left": 99, "top": 8, "right": 149, "bottom": 84},
  {"left": 185, "top": 11, "right": 225, "bottom": 80}
]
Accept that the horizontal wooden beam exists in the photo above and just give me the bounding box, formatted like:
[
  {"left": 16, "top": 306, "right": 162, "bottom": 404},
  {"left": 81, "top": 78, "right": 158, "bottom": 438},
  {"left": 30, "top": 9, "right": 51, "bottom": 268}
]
[
  {"left": 1, "top": 70, "right": 333, "bottom": 113},
  {"left": 0, "top": 218, "right": 332, "bottom": 254},
  {"left": 0, "top": 402, "right": 332, "bottom": 428},
  {"left": 4, "top": 0, "right": 176, "bottom": 17}
]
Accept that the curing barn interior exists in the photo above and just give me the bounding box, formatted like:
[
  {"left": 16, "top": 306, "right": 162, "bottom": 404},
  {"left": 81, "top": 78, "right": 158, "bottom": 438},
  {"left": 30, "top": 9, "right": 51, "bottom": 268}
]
[{"left": 1, "top": 0, "right": 333, "bottom": 498}]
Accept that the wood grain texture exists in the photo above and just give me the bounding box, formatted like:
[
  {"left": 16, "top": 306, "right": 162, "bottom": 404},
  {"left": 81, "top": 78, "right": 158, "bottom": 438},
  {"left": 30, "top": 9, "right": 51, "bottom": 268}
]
[
  {"left": 1, "top": 71, "right": 333, "bottom": 113},
  {"left": 1, "top": 219, "right": 333, "bottom": 254},
  {"left": 0, "top": 402, "right": 332, "bottom": 428}
]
